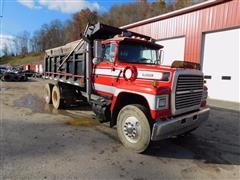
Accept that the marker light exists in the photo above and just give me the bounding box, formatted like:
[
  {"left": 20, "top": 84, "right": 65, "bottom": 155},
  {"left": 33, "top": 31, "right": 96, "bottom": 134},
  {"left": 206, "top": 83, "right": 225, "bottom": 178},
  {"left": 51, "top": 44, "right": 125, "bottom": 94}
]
[{"left": 125, "top": 69, "right": 132, "bottom": 79}]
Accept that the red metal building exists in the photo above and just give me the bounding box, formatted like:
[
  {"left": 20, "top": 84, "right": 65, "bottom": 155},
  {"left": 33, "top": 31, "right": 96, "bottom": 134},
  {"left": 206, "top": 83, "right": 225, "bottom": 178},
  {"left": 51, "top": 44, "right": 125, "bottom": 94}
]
[
  {"left": 23, "top": 62, "right": 44, "bottom": 74},
  {"left": 122, "top": 0, "right": 240, "bottom": 103},
  {"left": 122, "top": 0, "right": 239, "bottom": 63}
]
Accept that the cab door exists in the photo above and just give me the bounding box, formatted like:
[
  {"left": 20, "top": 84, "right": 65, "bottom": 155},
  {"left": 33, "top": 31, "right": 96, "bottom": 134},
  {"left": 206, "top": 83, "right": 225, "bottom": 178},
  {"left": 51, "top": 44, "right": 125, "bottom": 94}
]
[{"left": 92, "top": 43, "right": 117, "bottom": 97}]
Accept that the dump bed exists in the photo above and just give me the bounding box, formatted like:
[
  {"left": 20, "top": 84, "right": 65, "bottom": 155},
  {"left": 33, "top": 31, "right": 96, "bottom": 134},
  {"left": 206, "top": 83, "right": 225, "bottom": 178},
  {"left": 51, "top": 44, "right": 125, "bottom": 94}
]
[
  {"left": 45, "top": 40, "right": 83, "bottom": 57},
  {"left": 44, "top": 39, "right": 87, "bottom": 87}
]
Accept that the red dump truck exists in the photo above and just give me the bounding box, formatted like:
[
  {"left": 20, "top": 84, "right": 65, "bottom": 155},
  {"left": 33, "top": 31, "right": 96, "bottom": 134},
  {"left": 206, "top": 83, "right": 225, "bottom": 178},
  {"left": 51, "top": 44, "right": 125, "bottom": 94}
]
[{"left": 43, "top": 23, "right": 210, "bottom": 153}]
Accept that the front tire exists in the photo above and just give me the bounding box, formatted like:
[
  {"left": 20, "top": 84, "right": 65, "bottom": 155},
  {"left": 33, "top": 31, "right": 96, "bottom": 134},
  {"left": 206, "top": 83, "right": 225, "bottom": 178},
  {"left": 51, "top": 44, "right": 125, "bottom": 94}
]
[{"left": 117, "top": 104, "right": 151, "bottom": 153}]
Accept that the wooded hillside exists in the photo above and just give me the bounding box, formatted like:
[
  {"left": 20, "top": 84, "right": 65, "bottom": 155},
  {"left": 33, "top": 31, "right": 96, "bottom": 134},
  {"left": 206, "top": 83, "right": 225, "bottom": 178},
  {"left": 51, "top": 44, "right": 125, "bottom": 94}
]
[{"left": 1, "top": 0, "right": 206, "bottom": 58}]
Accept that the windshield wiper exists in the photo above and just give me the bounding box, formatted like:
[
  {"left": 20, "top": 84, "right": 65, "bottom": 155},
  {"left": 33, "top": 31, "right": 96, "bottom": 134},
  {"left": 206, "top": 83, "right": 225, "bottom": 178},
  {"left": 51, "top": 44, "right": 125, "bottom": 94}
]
[{"left": 139, "top": 58, "right": 153, "bottom": 64}]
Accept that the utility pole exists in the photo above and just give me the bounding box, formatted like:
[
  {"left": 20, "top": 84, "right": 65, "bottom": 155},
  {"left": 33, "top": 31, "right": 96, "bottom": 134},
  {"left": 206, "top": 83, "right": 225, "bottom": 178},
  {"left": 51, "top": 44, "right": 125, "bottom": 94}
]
[
  {"left": 0, "top": 0, "right": 3, "bottom": 55},
  {"left": 0, "top": 1, "right": 4, "bottom": 179}
]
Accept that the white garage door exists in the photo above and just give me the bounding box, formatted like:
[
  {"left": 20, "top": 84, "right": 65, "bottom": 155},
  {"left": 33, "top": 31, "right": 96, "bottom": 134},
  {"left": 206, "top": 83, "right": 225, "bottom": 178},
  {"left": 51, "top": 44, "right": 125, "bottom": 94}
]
[
  {"left": 202, "top": 28, "right": 240, "bottom": 103},
  {"left": 157, "top": 37, "right": 185, "bottom": 66}
]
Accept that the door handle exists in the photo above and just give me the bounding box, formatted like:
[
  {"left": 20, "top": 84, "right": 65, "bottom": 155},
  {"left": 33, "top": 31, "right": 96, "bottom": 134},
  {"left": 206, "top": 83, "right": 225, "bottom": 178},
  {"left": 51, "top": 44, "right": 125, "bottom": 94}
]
[
  {"left": 204, "top": 75, "right": 211, "bottom": 79},
  {"left": 111, "top": 67, "right": 115, "bottom": 71},
  {"left": 222, "top": 76, "right": 231, "bottom": 80}
]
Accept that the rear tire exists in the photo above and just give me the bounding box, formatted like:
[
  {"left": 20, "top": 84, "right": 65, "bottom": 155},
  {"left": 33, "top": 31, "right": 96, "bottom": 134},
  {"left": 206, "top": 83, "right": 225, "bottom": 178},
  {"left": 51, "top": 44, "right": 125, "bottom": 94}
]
[
  {"left": 44, "top": 83, "right": 53, "bottom": 104},
  {"left": 117, "top": 104, "right": 151, "bottom": 153},
  {"left": 52, "top": 85, "right": 64, "bottom": 109}
]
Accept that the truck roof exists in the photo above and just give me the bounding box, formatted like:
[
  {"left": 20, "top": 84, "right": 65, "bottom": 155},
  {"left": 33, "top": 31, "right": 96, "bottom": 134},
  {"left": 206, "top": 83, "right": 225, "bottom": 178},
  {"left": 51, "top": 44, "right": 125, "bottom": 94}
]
[
  {"left": 104, "top": 36, "right": 163, "bottom": 49},
  {"left": 84, "top": 22, "right": 153, "bottom": 41}
]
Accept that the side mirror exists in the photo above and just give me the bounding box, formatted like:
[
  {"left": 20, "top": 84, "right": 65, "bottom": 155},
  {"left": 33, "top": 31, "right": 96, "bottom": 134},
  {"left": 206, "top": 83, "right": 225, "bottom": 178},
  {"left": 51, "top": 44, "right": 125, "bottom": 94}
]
[
  {"left": 93, "top": 40, "right": 103, "bottom": 65},
  {"left": 158, "top": 49, "right": 164, "bottom": 65},
  {"left": 93, "top": 57, "right": 101, "bottom": 65},
  {"left": 94, "top": 40, "right": 102, "bottom": 58}
]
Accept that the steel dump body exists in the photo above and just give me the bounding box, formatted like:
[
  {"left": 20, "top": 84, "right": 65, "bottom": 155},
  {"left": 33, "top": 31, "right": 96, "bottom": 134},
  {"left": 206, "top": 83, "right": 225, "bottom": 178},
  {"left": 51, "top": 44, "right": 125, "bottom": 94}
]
[{"left": 44, "top": 40, "right": 86, "bottom": 87}]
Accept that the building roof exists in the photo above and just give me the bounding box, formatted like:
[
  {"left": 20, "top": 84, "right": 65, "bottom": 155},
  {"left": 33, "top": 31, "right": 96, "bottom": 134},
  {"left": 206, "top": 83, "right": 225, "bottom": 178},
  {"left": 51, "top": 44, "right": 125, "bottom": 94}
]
[{"left": 121, "top": 0, "right": 231, "bottom": 29}]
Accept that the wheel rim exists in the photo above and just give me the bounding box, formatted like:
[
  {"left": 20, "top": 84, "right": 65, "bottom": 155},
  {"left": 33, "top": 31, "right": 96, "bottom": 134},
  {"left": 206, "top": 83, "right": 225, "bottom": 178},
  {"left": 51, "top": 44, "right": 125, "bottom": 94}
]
[
  {"left": 44, "top": 88, "right": 49, "bottom": 102},
  {"left": 122, "top": 116, "right": 141, "bottom": 143},
  {"left": 53, "top": 90, "right": 58, "bottom": 103}
]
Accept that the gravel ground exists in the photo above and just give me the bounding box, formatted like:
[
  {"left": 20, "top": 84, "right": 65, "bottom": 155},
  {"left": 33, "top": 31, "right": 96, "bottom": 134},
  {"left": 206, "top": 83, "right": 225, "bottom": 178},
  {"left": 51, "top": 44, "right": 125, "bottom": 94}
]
[{"left": 0, "top": 80, "right": 239, "bottom": 180}]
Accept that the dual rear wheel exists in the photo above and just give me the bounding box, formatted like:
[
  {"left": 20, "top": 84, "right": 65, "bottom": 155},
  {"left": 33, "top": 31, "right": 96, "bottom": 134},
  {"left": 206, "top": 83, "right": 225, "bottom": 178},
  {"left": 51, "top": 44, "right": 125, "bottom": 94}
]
[
  {"left": 43, "top": 83, "right": 64, "bottom": 109},
  {"left": 44, "top": 83, "right": 83, "bottom": 109},
  {"left": 44, "top": 83, "right": 53, "bottom": 104},
  {"left": 52, "top": 85, "right": 64, "bottom": 109}
]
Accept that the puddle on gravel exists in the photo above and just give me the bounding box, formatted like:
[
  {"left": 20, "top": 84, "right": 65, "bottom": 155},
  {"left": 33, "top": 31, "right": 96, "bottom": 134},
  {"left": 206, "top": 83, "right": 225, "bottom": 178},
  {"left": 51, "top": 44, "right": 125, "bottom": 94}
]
[
  {"left": 0, "top": 87, "right": 7, "bottom": 91},
  {"left": 15, "top": 94, "right": 99, "bottom": 127},
  {"left": 66, "top": 118, "right": 99, "bottom": 127},
  {"left": 15, "top": 95, "right": 51, "bottom": 113},
  {"left": 62, "top": 108, "right": 98, "bottom": 127}
]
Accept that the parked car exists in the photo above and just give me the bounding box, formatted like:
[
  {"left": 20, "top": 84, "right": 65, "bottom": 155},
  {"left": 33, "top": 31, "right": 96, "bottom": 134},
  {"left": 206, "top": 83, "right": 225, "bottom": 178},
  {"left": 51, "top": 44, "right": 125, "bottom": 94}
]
[
  {"left": 0, "top": 66, "right": 7, "bottom": 79},
  {"left": 0, "top": 66, "right": 28, "bottom": 82},
  {"left": 1, "top": 72, "right": 28, "bottom": 82},
  {"left": 21, "top": 70, "right": 36, "bottom": 77}
]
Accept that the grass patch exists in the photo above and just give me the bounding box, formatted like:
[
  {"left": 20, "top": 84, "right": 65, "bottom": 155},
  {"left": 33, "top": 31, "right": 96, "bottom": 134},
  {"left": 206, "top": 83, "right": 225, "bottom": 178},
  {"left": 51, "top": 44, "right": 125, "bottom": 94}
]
[{"left": 0, "top": 53, "right": 43, "bottom": 65}]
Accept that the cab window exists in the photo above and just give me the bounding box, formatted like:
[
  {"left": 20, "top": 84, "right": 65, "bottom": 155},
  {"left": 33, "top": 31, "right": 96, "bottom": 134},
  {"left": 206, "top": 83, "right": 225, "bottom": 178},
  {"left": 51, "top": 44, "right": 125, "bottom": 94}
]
[
  {"left": 118, "top": 41, "right": 158, "bottom": 64},
  {"left": 102, "top": 43, "right": 115, "bottom": 62}
]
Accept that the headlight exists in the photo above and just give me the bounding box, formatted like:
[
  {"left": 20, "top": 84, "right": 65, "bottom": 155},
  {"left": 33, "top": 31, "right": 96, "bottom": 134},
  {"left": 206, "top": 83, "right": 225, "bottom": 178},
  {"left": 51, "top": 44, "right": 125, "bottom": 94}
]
[
  {"left": 202, "top": 86, "right": 208, "bottom": 100},
  {"left": 202, "top": 90, "right": 208, "bottom": 100},
  {"left": 155, "top": 95, "right": 169, "bottom": 110},
  {"left": 161, "top": 72, "right": 171, "bottom": 81}
]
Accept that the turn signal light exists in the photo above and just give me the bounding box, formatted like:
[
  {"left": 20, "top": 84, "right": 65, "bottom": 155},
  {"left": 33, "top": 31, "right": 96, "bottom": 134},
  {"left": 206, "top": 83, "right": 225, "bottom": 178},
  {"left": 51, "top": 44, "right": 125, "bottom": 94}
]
[
  {"left": 152, "top": 80, "right": 158, "bottom": 87},
  {"left": 161, "top": 72, "right": 170, "bottom": 81}
]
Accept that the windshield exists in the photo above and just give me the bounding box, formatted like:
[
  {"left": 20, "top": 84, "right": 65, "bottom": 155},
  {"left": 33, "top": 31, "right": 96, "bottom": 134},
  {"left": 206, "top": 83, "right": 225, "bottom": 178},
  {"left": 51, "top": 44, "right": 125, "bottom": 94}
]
[{"left": 118, "top": 42, "right": 158, "bottom": 64}]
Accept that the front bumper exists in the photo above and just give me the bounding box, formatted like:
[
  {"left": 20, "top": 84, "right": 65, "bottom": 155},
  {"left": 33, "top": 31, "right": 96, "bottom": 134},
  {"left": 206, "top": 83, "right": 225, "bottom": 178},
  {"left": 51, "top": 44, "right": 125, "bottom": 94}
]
[{"left": 151, "top": 107, "right": 210, "bottom": 141}]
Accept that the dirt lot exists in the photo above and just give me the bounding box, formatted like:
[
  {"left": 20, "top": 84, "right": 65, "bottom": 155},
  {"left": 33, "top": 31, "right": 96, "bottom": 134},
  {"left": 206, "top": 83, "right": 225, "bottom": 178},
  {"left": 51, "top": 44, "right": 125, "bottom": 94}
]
[{"left": 0, "top": 80, "right": 239, "bottom": 179}]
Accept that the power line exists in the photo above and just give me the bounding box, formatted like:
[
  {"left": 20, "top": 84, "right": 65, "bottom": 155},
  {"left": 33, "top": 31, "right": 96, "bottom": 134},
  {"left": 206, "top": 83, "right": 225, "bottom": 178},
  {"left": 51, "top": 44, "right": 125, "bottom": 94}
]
[{"left": 0, "top": 0, "right": 4, "bottom": 18}]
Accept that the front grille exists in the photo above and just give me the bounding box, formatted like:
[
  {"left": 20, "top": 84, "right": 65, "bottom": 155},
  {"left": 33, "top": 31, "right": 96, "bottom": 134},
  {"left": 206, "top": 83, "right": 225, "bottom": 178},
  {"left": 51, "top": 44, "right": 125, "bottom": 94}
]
[{"left": 175, "top": 75, "right": 203, "bottom": 110}]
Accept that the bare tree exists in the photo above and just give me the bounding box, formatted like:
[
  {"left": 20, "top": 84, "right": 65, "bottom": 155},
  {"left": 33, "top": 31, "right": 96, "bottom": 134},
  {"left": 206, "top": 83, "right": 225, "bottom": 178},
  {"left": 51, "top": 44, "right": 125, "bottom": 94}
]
[
  {"left": 2, "top": 43, "right": 9, "bottom": 56},
  {"left": 14, "top": 31, "right": 30, "bottom": 56},
  {"left": 13, "top": 37, "right": 20, "bottom": 56},
  {"left": 68, "top": 9, "right": 98, "bottom": 41}
]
